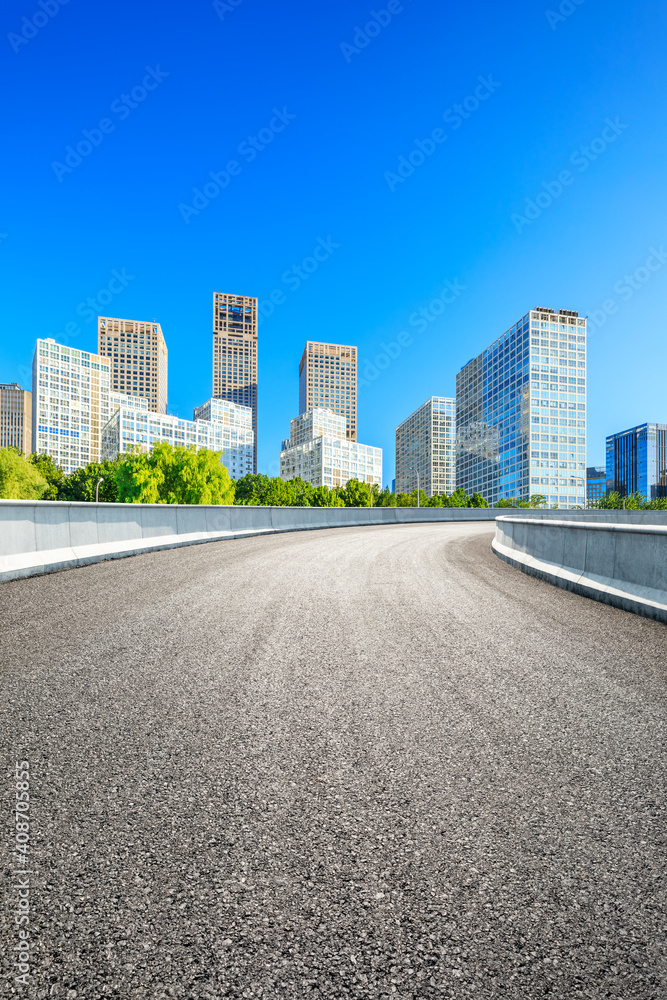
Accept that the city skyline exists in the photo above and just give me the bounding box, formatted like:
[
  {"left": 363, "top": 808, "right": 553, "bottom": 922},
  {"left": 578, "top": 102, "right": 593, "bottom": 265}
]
[{"left": 2, "top": 1, "right": 665, "bottom": 484}]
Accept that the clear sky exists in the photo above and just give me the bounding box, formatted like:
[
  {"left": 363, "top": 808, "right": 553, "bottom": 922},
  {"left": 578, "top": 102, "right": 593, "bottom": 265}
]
[{"left": 1, "top": 0, "right": 665, "bottom": 480}]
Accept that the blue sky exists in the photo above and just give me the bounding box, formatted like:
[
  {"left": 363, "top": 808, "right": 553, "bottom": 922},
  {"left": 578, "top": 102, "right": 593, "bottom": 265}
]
[{"left": 1, "top": 0, "right": 666, "bottom": 480}]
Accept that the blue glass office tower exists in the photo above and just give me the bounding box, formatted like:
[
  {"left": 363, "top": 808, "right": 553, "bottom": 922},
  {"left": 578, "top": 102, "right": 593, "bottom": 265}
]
[
  {"left": 456, "top": 308, "right": 587, "bottom": 508},
  {"left": 606, "top": 423, "right": 667, "bottom": 499}
]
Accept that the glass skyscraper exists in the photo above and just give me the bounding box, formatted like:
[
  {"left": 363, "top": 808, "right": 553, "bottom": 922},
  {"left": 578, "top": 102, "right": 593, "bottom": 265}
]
[
  {"left": 456, "top": 308, "right": 587, "bottom": 508},
  {"left": 606, "top": 423, "right": 667, "bottom": 500}
]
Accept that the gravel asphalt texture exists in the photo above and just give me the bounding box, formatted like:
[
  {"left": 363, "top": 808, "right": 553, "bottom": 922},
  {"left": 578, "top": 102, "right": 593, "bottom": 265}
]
[{"left": 1, "top": 522, "right": 666, "bottom": 999}]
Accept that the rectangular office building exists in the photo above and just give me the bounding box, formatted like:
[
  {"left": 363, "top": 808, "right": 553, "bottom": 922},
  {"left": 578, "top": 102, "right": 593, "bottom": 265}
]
[
  {"left": 0, "top": 382, "right": 32, "bottom": 456},
  {"left": 456, "top": 308, "right": 587, "bottom": 508},
  {"left": 102, "top": 396, "right": 253, "bottom": 480},
  {"left": 606, "top": 423, "right": 667, "bottom": 500},
  {"left": 32, "top": 339, "right": 110, "bottom": 474},
  {"left": 213, "top": 292, "right": 258, "bottom": 472},
  {"left": 395, "top": 396, "right": 455, "bottom": 497},
  {"left": 98, "top": 317, "right": 168, "bottom": 414},
  {"left": 280, "top": 408, "right": 381, "bottom": 489},
  {"left": 299, "top": 342, "right": 357, "bottom": 441}
]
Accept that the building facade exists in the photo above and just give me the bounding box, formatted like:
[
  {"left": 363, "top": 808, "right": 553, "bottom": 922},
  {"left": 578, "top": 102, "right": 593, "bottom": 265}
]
[
  {"left": 102, "top": 396, "right": 253, "bottom": 480},
  {"left": 280, "top": 408, "right": 381, "bottom": 490},
  {"left": 212, "top": 292, "right": 258, "bottom": 472},
  {"left": 395, "top": 397, "right": 455, "bottom": 497},
  {"left": 32, "top": 339, "right": 110, "bottom": 474},
  {"left": 98, "top": 316, "right": 168, "bottom": 414},
  {"left": 456, "top": 308, "right": 587, "bottom": 508},
  {"left": 605, "top": 423, "right": 667, "bottom": 500},
  {"left": 0, "top": 382, "right": 32, "bottom": 456},
  {"left": 586, "top": 466, "right": 606, "bottom": 505},
  {"left": 299, "top": 342, "right": 357, "bottom": 441}
]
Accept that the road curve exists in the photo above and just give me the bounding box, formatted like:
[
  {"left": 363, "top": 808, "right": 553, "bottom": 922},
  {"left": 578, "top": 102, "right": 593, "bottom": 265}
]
[{"left": 1, "top": 522, "right": 665, "bottom": 999}]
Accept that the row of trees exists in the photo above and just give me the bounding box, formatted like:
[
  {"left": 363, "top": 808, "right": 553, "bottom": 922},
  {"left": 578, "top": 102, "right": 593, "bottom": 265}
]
[
  {"left": 233, "top": 475, "right": 491, "bottom": 508},
  {"left": 0, "top": 445, "right": 234, "bottom": 505},
  {"left": 2, "top": 445, "right": 665, "bottom": 508}
]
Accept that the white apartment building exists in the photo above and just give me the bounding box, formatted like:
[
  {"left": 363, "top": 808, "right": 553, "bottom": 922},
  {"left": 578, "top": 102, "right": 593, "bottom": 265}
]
[
  {"left": 32, "top": 338, "right": 110, "bottom": 474},
  {"left": 102, "top": 396, "right": 253, "bottom": 480},
  {"left": 280, "top": 408, "right": 382, "bottom": 489}
]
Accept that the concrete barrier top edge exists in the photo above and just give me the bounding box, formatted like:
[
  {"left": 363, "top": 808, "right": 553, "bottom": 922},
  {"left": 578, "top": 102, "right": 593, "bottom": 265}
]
[{"left": 496, "top": 515, "right": 667, "bottom": 534}]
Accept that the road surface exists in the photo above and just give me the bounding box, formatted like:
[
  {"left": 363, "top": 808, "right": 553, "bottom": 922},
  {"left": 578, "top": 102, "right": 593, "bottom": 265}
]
[{"left": 1, "top": 522, "right": 665, "bottom": 999}]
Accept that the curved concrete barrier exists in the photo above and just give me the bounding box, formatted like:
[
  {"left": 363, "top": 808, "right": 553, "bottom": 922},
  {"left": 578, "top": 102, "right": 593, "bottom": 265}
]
[
  {"left": 0, "top": 500, "right": 505, "bottom": 583},
  {"left": 493, "top": 514, "right": 667, "bottom": 623}
]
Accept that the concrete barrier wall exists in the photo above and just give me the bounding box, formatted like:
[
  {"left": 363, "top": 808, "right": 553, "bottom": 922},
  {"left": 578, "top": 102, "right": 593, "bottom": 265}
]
[
  {"left": 493, "top": 514, "right": 667, "bottom": 623},
  {"left": 1, "top": 499, "right": 589, "bottom": 583}
]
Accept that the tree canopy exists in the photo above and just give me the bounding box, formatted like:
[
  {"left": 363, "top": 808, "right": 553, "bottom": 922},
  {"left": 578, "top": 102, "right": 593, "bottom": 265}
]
[
  {"left": 115, "top": 443, "right": 235, "bottom": 504},
  {"left": 0, "top": 448, "right": 48, "bottom": 499}
]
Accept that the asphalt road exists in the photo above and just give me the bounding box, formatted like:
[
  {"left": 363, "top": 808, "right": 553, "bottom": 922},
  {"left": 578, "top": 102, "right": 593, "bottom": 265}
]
[{"left": 1, "top": 522, "right": 665, "bottom": 999}]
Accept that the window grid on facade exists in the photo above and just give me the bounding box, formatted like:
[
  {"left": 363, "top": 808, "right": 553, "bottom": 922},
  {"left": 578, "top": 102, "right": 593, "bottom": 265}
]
[
  {"left": 280, "top": 408, "right": 381, "bottom": 490},
  {"left": 102, "top": 395, "right": 254, "bottom": 480},
  {"left": 456, "top": 308, "right": 587, "bottom": 509},
  {"left": 299, "top": 342, "right": 357, "bottom": 442},
  {"left": 32, "top": 338, "right": 110, "bottom": 475},
  {"left": 98, "top": 317, "right": 168, "bottom": 415},
  {"left": 606, "top": 423, "right": 667, "bottom": 500},
  {"left": 395, "top": 397, "right": 455, "bottom": 497},
  {"left": 212, "top": 292, "right": 258, "bottom": 473}
]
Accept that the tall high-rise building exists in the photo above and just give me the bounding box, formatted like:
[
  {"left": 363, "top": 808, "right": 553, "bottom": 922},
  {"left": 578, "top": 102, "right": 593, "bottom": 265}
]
[
  {"left": 456, "top": 308, "right": 587, "bottom": 509},
  {"left": 0, "top": 382, "right": 32, "bottom": 456},
  {"left": 299, "top": 342, "right": 357, "bottom": 441},
  {"left": 212, "top": 292, "right": 258, "bottom": 472},
  {"left": 395, "top": 397, "right": 455, "bottom": 497},
  {"left": 98, "top": 316, "right": 168, "bottom": 414},
  {"left": 32, "top": 339, "right": 110, "bottom": 474},
  {"left": 280, "top": 408, "right": 381, "bottom": 490},
  {"left": 606, "top": 423, "right": 667, "bottom": 500}
]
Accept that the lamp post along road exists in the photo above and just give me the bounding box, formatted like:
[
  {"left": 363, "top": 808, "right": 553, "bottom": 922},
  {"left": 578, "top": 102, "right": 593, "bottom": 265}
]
[{"left": 96, "top": 478, "right": 104, "bottom": 503}]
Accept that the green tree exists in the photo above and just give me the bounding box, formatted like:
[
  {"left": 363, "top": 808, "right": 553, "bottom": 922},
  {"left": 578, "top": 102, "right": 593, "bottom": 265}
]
[
  {"left": 496, "top": 494, "right": 547, "bottom": 509},
  {"left": 59, "top": 457, "right": 124, "bottom": 502},
  {"left": 310, "top": 484, "right": 344, "bottom": 507},
  {"left": 0, "top": 448, "right": 48, "bottom": 499},
  {"left": 374, "top": 486, "right": 397, "bottom": 507},
  {"left": 336, "top": 478, "right": 372, "bottom": 507},
  {"left": 28, "top": 453, "right": 64, "bottom": 500},
  {"left": 115, "top": 443, "right": 234, "bottom": 504}
]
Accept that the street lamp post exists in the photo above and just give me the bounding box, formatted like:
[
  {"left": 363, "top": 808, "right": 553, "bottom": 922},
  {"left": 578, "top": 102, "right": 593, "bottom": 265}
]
[{"left": 95, "top": 477, "right": 104, "bottom": 503}]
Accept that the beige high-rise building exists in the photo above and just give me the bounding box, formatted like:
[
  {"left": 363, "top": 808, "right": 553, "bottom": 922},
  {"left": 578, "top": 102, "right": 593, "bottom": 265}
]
[
  {"left": 98, "top": 317, "right": 168, "bottom": 414},
  {"left": 212, "top": 292, "right": 258, "bottom": 472},
  {"left": 299, "top": 342, "right": 357, "bottom": 441},
  {"left": 0, "top": 382, "right": 32, "bottom": 456}
]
